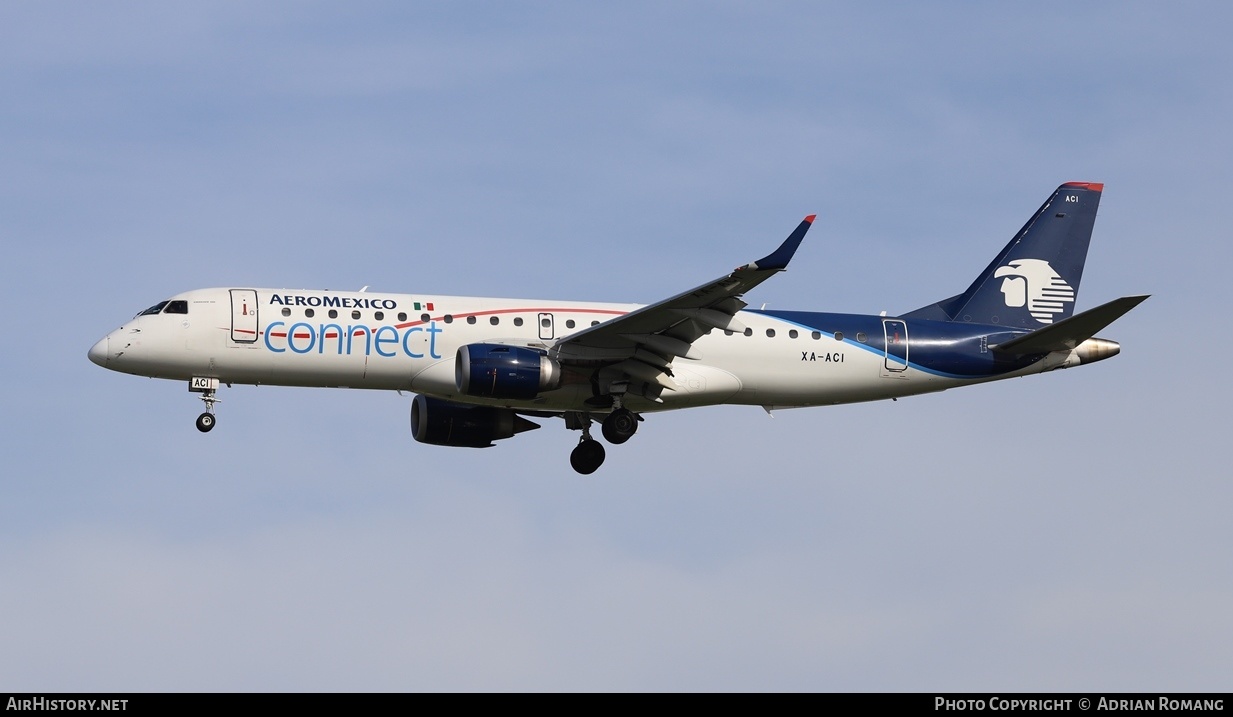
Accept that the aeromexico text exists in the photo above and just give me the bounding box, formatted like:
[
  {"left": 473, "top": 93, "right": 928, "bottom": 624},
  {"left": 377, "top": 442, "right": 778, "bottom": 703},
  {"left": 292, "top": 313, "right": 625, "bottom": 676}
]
[
  {"left": 269, "top": 294, "right": 399, "bottom": 310},
  {"left": 264, "top": 294, "right": 445, "bottom": 359}
]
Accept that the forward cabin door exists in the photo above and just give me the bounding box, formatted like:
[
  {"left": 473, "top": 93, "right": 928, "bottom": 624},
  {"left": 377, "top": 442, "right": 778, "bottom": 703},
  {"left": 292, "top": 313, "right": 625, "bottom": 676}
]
[
  {"left": 881, "top": 319, "right": 909, "bottom": 377},
  {"left": 230, "top": 289, "right": 259, "bottom": 344}
]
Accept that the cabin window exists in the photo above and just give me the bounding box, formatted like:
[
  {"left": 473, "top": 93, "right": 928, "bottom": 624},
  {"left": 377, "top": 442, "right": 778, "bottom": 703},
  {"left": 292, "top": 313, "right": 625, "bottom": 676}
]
[
  {"left": 566, "top": 319, "right": 576, "bottom": 329},
  {"left": 832, "top": 331, "right": 842, "bottom": 341},
  {"left": 421, "top": 313, "right": 430, "bottom": 322},
  {"left": 351, "top": 310, "right": 361, "bottom": 320},
  {"left": 467, "top": 316, "right": 477, "bottom": 325},
  {"left": 305, "top": 308, "right": 315, "bottom": 318},
  {"left": 397, "top": 312, "right": 407, "bottom": 322},
  {"left": 856, "top": 332, "right": 867, "bottom": 343},
  {"left": 744, "top": 328, "right": 753, "bottom": 337},
  {"left": 490, "top": 316, "right": 500, "bottom": 325},
  {"left": 591, "top": 321, "right": 600, "bottom": 327},
  {"left": 374, "top": 311, "right": 384, "bottom": 321},
  {"left": 766, "top": 329, "right": 776, "bottom": 338},
  {"left": 724, "top": 330, "right": 733, "bottom": 336},
  {"left": 281, "top": 308, "right": 291, "bottom": 317},
  {"left": 788, "top": 329, "right": 798, "bottom": 339},
  {"left": 444, "top": 315, "right": 453, "bottom": 324},
  {"left": 329, "top": 309, "right": 338, "bottom": 319},
  {"left": 513, "top": 317, "right": 524, "bottom": 327}
]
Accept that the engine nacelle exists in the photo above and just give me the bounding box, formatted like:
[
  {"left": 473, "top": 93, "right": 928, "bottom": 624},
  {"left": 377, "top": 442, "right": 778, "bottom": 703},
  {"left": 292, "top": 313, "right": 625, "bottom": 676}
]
[
  {"left": 410, "top": 394, "right": 539, "bottom": 448},
  {"left": 455, "top": 343, "right": 562, "bottom": 400}
]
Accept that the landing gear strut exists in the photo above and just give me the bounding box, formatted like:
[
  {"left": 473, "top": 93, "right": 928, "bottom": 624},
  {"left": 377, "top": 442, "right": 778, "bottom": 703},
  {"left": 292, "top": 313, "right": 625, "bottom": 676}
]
[{"left": 190, "top": 379, "right": 220, "bottom": 433}]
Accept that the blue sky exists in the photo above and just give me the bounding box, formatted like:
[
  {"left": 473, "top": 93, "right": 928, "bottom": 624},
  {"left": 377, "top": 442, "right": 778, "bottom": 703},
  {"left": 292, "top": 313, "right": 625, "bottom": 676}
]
[{"left": 2, "top": 2, "right": 1230, "bottom": 690}]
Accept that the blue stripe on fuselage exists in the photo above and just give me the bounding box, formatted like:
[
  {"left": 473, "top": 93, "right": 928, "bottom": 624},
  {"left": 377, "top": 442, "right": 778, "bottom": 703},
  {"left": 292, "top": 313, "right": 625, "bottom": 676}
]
[{"left": 751, "top": 309, "right": 1045, "bottom": 379}]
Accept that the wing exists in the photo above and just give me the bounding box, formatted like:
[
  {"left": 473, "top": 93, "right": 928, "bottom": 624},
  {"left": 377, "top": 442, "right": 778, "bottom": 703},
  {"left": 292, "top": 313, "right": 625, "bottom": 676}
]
[{"left": 549, "top": 215, "right": 815, "bottom": 400}]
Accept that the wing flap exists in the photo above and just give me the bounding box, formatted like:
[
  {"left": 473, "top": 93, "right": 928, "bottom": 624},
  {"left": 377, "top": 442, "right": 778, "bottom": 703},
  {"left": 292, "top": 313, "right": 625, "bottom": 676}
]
[{"left": 670, "top": 308, "right": 748, "bottom": 333}]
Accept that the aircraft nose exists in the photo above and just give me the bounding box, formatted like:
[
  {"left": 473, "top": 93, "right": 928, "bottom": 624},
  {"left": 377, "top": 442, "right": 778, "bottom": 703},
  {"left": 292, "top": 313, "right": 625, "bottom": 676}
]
[{"left": 88, "top": 336, "right": 109, "bottom": 367}]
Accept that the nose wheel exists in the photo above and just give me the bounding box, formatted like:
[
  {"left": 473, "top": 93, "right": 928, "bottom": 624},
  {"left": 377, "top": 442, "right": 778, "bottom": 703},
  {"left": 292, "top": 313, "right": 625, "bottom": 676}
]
[{"left": 196, "top": 412, "right": 216, "bottom": 433}]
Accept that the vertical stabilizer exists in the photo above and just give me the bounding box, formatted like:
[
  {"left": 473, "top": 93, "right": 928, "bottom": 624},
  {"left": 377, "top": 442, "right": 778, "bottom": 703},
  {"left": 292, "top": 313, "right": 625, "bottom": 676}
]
[{"left": 904, "top": 182, "right": 1103, "bottom": 328}]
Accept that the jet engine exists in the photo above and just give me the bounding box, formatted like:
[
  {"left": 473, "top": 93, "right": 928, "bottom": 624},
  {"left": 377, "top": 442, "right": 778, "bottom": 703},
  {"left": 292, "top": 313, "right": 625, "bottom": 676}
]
[
  {"left": 455, "top": 344, "right": 562, "bottom": 400},
  {"left": 410, "top": 394, "right": 539, "bottom": 448}
]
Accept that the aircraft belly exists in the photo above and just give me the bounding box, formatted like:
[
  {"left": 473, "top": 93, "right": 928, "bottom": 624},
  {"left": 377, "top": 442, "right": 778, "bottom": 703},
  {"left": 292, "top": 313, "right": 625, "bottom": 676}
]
[
  {"left": 651, "top": 364, "right": 742, "bottom": 409},
  {"left": 409, "top": 359, "right": 456, "bottom": 394},
  {"left": 209, "top": 348, "right": 274, "bottom": 384},
  {"left": 266, "top": 352, "right": 416, "bottom": 389},
  {"left": 720, "top": 340, "right": 903, "bottom": 407}
]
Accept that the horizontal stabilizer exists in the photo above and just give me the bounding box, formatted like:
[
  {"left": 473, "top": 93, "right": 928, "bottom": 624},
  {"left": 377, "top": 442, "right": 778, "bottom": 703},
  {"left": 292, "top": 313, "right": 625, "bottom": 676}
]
[{"left": 990, "top": 295, "right": 1149, "bottom": 355}]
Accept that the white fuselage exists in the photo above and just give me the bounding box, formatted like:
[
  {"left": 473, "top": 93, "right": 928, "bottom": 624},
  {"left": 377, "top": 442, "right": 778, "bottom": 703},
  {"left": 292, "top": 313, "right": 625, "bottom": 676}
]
[{"left": 89, "top": 287, "right": 1068, "bottom": 414}]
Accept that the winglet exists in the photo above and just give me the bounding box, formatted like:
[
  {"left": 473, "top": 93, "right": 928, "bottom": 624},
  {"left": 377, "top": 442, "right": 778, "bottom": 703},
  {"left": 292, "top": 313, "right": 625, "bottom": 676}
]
[{"left": 739, "top": 215, "right": 815, "bottom": 272}]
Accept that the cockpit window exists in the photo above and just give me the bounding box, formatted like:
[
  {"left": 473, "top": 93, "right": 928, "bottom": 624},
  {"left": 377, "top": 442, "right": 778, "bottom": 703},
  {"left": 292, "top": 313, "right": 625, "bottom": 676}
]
[
  {"left": 137, "top": 301, "right": 169, "bottom": 317},
  {"left": 164, "top": 300, "right": 188, "bottom": 314}
]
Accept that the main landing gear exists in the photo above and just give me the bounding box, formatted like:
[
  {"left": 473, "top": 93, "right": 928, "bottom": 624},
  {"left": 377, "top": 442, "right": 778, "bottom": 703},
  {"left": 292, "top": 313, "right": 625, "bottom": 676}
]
[
  {"left": 601, "top": 408, "right": 638, "bottom": 444},
  {"left": 565, "top": 407, "right": 641, "bottom": 475},
  {"left": 567, "top": 412, "right": 605, "bottom": 474}
]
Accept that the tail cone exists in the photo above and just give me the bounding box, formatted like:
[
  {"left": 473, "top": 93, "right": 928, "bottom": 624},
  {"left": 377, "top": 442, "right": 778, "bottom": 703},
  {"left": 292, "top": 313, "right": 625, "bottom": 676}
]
[{"left": 1075, "top": 338, "right": 1120, "bottom": 364}]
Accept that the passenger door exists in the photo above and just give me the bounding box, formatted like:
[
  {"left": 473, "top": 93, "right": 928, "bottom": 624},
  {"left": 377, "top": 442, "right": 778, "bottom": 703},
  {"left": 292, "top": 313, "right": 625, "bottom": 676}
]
[
  {"left": 881, "top": 319, "right": 908, "bottom": 377},
  {"left": 230, "top": 289, "right": 259, "bottom": 344}
]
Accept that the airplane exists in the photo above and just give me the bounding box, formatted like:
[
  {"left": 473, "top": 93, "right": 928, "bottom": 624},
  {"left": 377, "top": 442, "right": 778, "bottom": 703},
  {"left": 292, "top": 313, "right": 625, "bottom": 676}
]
[{"left": 88, "top": 182, "right": 1147, "bottom": 474}]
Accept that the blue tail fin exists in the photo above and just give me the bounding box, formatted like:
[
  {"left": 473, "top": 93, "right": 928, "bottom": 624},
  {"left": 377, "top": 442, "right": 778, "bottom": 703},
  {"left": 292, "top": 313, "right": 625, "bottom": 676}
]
[{"left": 904, "top": 182, "right": 1104, "bottom": 328}]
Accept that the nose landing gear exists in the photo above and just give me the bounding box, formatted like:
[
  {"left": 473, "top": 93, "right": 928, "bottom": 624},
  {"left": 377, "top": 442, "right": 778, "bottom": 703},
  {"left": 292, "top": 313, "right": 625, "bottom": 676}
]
[{"left": 189, "top": 377, "right": 221, "bottom": 433}]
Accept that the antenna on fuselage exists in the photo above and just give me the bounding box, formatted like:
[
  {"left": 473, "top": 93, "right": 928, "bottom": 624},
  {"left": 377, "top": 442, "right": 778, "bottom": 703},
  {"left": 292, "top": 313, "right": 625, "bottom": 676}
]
[{"left": 358, "top": 286, "right": 369, "bottom": 292}]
